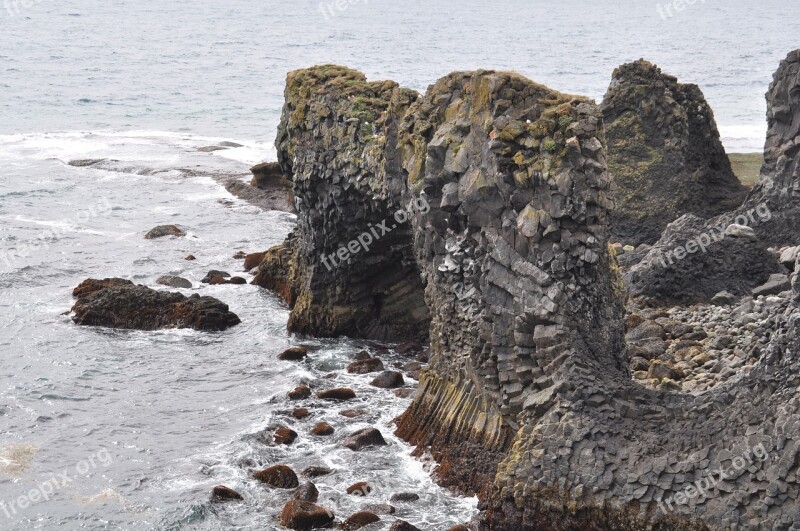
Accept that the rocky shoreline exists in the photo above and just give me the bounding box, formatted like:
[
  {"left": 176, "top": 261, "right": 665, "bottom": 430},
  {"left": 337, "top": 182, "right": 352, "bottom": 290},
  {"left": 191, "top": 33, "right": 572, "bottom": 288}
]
[{"left": 71, "top": 50, "right": 800, "bottom": 530}]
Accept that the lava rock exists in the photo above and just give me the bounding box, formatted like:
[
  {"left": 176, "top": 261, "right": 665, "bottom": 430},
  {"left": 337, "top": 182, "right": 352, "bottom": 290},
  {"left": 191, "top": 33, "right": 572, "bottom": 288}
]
[
  {"left": 339, "top": 409, "right": 367, "bottom": 418},
  {"left": 244, "top": 251, "right": 267, "bottom": 272},
  {"left": 228, "top": 276, "right": 247, "bottom": 285},
  {"left": 156, "top": 275, "right": 192, "bottom": 289},
  {"left": 274, "top": 427, "right": 298, "bottom": 445},
  {"left": 342, "top": 511, "right": 380, "bottom": 530},
  {"left": 253, "top": 464, "right": 299, "bottom": 488},
  {"left": 201, "top": 270, "right": 231, "bottom": 283},
  {"left": 390, "top": 493, "right": 420, "bottom": 503},
  {"left": 342, "top": 428, "right": 387, "bottom": 451},
  {"left": 291, "top": 407, "right": 310, "bottom": 419},
  {"left": 390, "top": 521, "right": 422, "bottom": 531},
  {"left": 352, "top": 350, "right": 372, "bottom": 361},
  {"left": 144, "top": 225, "right": 186, "bottom": 239},
  {"left": 370, "top": 371, "right": 405, "bottom": 389},
  {"left": 71, "top": 278, "right": 240, "bottom": 331},
  {"left": 346, "top": 481, "right": 373, "bottom": 496},
  {"left": 301, "top": 466, "right": 333, "bottom": 478},
  {"left": 184, "top": 254, "right": 196, "bottom": 261},
  {"left": 752, "top": 274, "right": 791, "bottom": 297},
  {"left": 362, "top": 503, "right": 395, "bottom": 515}
]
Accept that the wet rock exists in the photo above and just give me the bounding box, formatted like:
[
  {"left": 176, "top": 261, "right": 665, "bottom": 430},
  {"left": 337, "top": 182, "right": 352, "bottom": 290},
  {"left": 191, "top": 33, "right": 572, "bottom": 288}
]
[
  {"left": 144, "top": 225, "right": 186, "bottom": 239},
  {"left": 279, "top": 500, "right": 335, "bottom": 530},
  {"left": 184, "top": 254, "right": 196, "bottom": 261},
  {"left": 362, "top": 503, "right": 395, "bottom": 515},
  {"left": 390, "top": 493, "right": 420, "bottom": 503},
  {"left": 339, "top": 409, "right": 368, "bottom": 418},
  {"left": 279, "top": 346, "right": 308, "bottom": 361},
  {"left": 370, "top": 371, "right": 405, "bottom": 389},
  {"left": 711, "top": 290, "right": 739, "bottom": 306},
  {"left": 291, "top": 407, "right": 310, "bottom": 419},
  {"left": 448, "top": 526, "right": 470, "bottom": 531},
  {"left": 389, "top": 522, "right": 421, "bottom": 531},
  {"left": 347, "top": 358, "right": 385, "bottom": 374},
  {"left": 201, "top": 270, "right": 231, "bottom": 283},
  {"left": 252, "top": 464, "right": 299, "bottom": 488},
  {"left": 233, "top": 251, "right": 247, "bottom": 259},
  {"left": 301, "top": 466, "right": 333, "bottom": 478},
  {"left": 346, "top": 481, "right": 373, "bottom": 496},
  {"left": 342, "top": 428, "right": 387, "bottom": 451},
  {"left": 394, "top": 388, "right": 415, "bottom": 398},
  {"left": 228, "top": 276, "right": 247, "bottom": 285},
  {"left": 71, "top": 279, "right": 240, "bottom": 331},
  {"left": 752, "top": 273, "right": 791, "bottom": 297},
  {"left": 274, "top": 427, "right": 298, "bottom": 445},
  {"left": 156, "top": 275, "right": 192, "bottom": 289},
  {"left": 293, "top": 482, "right": 319, "bottom": 503},
  {"left": 310, "top": 422, "right": 334, "bottom": 436},
  {"left": 250, "top": 161, "right": 288, "bottom": 190},
  {"left": 317, "top": 388, "right": 356, "bottom": 400},
  {"left": 243, "top": 251, "right": 267, "bottom": 272},
  {"left": 288, "top": 386, "right": 311, "bottom": 400},
  {"left": 211, "top": 485, "right": 243, "bottom": 502},
  {"left": 351, "top": 350, "right": 372, "bottom": 361},
  {"left": 342, "top": 511, "right": 380, "bottom": 530}
]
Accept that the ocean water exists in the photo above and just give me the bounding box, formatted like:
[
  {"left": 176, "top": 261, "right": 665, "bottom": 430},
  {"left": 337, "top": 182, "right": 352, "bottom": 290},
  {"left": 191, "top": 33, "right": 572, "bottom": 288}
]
[{"left": 0, "top": 1, "right": 798, "bottom": 529}]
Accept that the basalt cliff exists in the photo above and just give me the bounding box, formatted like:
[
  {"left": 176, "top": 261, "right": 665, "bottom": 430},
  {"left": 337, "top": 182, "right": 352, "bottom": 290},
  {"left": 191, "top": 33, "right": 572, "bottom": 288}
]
[{"left": 254, "top": 51, "right": 800, "bottom": 530}]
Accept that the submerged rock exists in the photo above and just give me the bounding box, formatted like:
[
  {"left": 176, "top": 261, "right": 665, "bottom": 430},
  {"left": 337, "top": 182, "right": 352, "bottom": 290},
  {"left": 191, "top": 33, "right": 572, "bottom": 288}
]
[
  {"left": 278, "top": 346, "right": 308, "bottom": 361},
  {"left": 346, "top": 358, "right": 385, "bottom": 374},
  {"left": 71, "top": 278, "right": 240, "bottom": 331},
  {"left": 369, "top": 371, "right": 404, "bottom": 389},
  {"left": 300, "top": 466, "right": 333, "bottom": 478},
  {"left": 316, "top": 388, "right": 356, "bottom": 401},
  {"left": 156, "top": 275, "right": 192, "bottom": 289},
  {"left": 210, "top": 485, "right": 243, "bottom": 502},
  {"left": 144, "top": 225, "right": 185, "bottom": 239},
  {"left": 601, "top": 60, "right": 746, "bottom": 245}
]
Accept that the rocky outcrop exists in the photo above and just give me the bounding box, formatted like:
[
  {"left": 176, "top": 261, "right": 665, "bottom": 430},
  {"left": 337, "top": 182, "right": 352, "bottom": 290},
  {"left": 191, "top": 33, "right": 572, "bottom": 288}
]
[
  {"left": 601, "top": 60, "right": 747, "bottom": 246},
  {"left": 627, "top": 51, "right": 800, "bottom": 303},
  {"left": 252, "top": 66, "right": 430, "bottom": 341},
  {"left": 71, "top": 278, "right": 240, "bottom": 331}
]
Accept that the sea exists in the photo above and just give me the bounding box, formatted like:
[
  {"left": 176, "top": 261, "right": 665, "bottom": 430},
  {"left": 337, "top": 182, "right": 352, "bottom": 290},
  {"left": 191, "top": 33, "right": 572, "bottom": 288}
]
[{"left": 0, "top": 0, "right": 798, "bottom": 529}]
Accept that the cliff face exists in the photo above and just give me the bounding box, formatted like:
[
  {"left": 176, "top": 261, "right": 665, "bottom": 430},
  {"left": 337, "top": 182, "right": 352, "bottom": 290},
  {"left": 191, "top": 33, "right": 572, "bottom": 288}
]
[
  {"left": 627, "top": 51, "right": 800, "bottom": 304},
  {"left": 258, "top": 58, "right": 800, "bottom": 530},
  {"left": 253, "top": 66, "right": 430, "bottom": 341},
  {"left": 601, "top": 60, "right": 747, "bottom": 246}
]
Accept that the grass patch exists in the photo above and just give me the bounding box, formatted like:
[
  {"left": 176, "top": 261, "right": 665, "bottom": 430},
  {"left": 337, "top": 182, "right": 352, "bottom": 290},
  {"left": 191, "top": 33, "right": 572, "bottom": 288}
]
[{"left": 728, "top": 152, "right": 763, "bottom": 187}]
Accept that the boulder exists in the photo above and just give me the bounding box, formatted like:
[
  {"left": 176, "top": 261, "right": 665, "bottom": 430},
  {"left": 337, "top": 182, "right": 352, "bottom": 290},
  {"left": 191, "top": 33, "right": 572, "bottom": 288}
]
[
  {"left": 252, "top": 464, "right": 299, "bottom": 488},
  {"left": 144, "top": 225, "right": 185, "bottom": 239},
  {"left": 301, "top": 466, "right": 333, "bottom": 478},
  {"left": 210, "top": 485, "right": 243, "bottom": 502},
  {"left": 389, "top": 522, "right": 422, "bottom": 531},
  {"left": 339, "top": 409, "right": 367, "bottom": 418},
  {"left": 347, "top": 358, "right": 385, "bottom": 374},
  {"left": 310, "top": 422, "right": 334, "bottom": 436},
  {"left": 279, "top": 500, "right": 335, "bottom": 530},
  {"left": 279, "top": 346, "right": 308, "bottom": 361},
  {"left": 342, "top": 428, "right": 387, "bottom": 451},
  {"left": 273, "top": 427, "right": 298, "bottom": 445},
  {"left": 293, "top": 482, "right": 319, "bottom": 503},
  {"left": 291, "top": 407, "right": 310, "bottom": 419},
  {"left": 370, "top": 371, "right": 405, "bottom": 389},
  {"left": 156, "top": 275, "right": 192, "bottom": 289},
  {"left": 389, "top": 493, "right": 420, "bottom": 503},
  {"left": 70, "top": 279, "right": 240, "bottom": 331},
  {"left": 752, "top": 273, "right": 791, "bottom": 297},
  {"left": 201, "top": 270, "right": 231, "bottom": 283},
  {"left": 710, "top": 291, "right": 739, "bottom": 306},
  {"left": 346, "top": 481, "right": 373, "bottom": 496},
  {"left": 243, "top": 251, "right": 267, "bottom": 272},
  {"left": 342, "top": 511, "right": 380, "bottom": 530},
  {"left": 184, "top": 254, "right": 196, "bottom": 261},
  {"left": 317, "top": 388, "right": 356, "bottom": 401},
  {"left": 288, "top": 386, "right": 312, "bottom": 400}
]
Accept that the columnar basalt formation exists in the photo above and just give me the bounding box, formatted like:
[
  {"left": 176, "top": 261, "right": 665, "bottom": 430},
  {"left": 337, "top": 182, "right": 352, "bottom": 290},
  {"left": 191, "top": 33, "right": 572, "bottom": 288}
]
[
  {"left": 252, "top": 66, "right": 430, "bottom": 341},
  {"left": 262, "top": 59, "right": 800, "bottom": 529},
  {"left": 601, "top": 60, "right": 747, "bottom": 246},
  {"left": 627, "top": 51, "right": 800, "bottom": 303}
]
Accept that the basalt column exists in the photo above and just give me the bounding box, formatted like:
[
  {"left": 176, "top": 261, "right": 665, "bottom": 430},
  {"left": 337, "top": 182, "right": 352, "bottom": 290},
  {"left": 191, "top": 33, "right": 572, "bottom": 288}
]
[{"left": 252, "top": 66, "right": 430, "bottom": 341}]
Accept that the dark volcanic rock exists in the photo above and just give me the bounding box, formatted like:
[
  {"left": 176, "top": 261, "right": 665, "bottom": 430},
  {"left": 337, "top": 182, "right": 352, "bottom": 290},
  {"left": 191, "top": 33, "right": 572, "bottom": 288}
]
[
  {"left": 601, "top": 60, "right": 746, "bottom": 245},
  {"left": 278, "top": 346, "right": 308, "bottom": 361},
  {"left": 144, "top": 225, "right": 186, "bottom": 239},
  {"left": 342, "top": 428, "right": 387, "bottom": 451},
  {"left": 250, "top": 161, "right": 289, "bottom": 189},
  {"left": 243, "top": 251, "right": 267, "bottom": 272},
  {"left": 752, "top": 273, "right": 791, "bottom": 296},
  {"left": 273, "top": 427, "right": 298, "bottom": 445},
  {"left": 389, "top": 493, "right": 420, "bottom": 503},
  {"left": 222, "top": 175, "right": 296, "bottom": 213},
  {"left": 252, "top": 464, "right": 299, "bottom": 488},
  {"left": 201, "top": 270, "right": 231, "bottom": 283},
  {"left": 291, "top": 407, "right": 310, "bottom": 419},
  {"left": 156, "top": 275, "right": 192, "bottom": 289},
  {"left": 71, "top": 278, "right": 240, "bottom": 331},
  {"left": 210, "top": 485, "right": 243, "bottom": 502},
  {"left": 342, "top": 511, "right": 380, "bottom": 530},
  {"left": 389, "top": 521, "right": 421, "bottom": 531},
  {"left": 347, "top": 357, "right": 385, "bottom": 374},
  {"left": 301, "top": 466, "right": 333, "bottom": 478},
  {"left": 316, "top": 388, "right": 356, "bottom": 401},
  {"left": 293, "top": 482, "right": 319, "bottom": 503},
  {"left": 287, "top": 386, "right": 312, "bottom": 400},
  {"left": 251, "top": 66, "right": 430, "bottom": 342},
  {"left": 362, "top": 503, "right": 395, "bottom": 515},
  {"left": 279, "top": 500, "right": 335, "bottom": 530},
  {"left": 346, "top": 481, "right": 373, "bottom": 496},
  {"left": 339, "top": 409, "right": 367, "bottom": 418},
  {"left": 369, "top": 371, "right": 404, "bottom": 389},
  {"left": 310, "top": 422, "right": 334, "bottom": 436}
]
